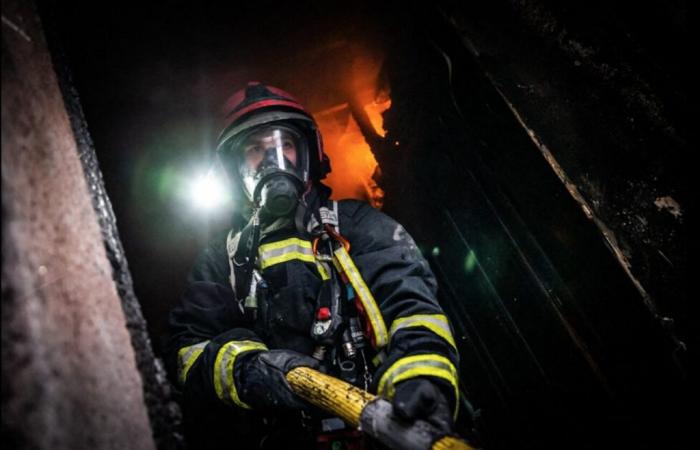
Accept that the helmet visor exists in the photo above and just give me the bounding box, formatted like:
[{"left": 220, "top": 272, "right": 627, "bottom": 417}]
[{"left": 236, "top": 125, "right": 308, "bottom": 200}]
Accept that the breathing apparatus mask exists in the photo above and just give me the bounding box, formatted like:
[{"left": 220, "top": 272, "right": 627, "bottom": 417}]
[
  {"left": 216, "top": 83, "right": 330, "bottom": 222},
  {"left": 230, "top": 123, "right": 309, "bottom": 218}
]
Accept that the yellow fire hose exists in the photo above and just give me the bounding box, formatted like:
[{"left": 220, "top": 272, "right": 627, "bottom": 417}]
[{"left": 287, "top": 366, "right": 476, "bottom": 450}]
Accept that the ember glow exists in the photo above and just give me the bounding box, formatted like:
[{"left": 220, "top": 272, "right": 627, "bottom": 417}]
[{"left": 314, "top": 98, "right": 389, "bottom": 209}]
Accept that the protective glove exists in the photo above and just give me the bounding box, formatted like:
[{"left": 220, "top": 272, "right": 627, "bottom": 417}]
[
  {"left": 392, "top": 377, "right": 455, "bottom": 434},
  {"left": 237, "top": 349, "right": 320, "bottom": 411}
]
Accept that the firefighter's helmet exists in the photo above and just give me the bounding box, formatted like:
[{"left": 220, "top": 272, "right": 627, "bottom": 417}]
[{"left": 216, "top": 82, "right": 330, "bottom": 202}]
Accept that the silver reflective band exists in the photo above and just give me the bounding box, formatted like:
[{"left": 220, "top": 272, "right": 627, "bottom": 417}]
[
  {"left": 377, "top": 354, "right": 459, "bottom": 419},
  {"left": 378, "top": 354, "right": 458, "bottom": 398},
  {"left": 226, "top": 230, "right": 242, "bottom": 301},
  {"left": 389, "top": 314, "right": 457, "bottom": 350},
  {"left": 213, "top": 340, "right": 268, "bottom": 409},
  {"left": 333, "top": 246, "right": 388, "bottom": 348},
  {"left": 177, "top": 340, "right": 210, "bottom": 385},
  {"left": 258, "top": 238, "right": 330, "bottom": 280},
  {"left": 258, "top": 238, "right": 315, "bottom": 268}
]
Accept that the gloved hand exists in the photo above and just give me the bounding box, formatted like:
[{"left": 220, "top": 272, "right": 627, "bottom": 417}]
[
  {"left": 392, "top": 377, "right": 455, "bottom": 434},
  {"left": 237, "top": 349, "right": 320, "bottom": 411}
]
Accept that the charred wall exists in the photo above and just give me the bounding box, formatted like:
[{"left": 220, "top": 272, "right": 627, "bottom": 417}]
[
  {"left": 2, "top": 1, "right": 180, "bottom": 449},
  {"left": 36, "top": 1, "right": 184, "bottom": 448},
  {"left": 371, "top": 1, "right": 692, "bottom": 449}
]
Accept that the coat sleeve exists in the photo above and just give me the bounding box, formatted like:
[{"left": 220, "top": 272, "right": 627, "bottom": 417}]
[
  {"left": 340, "top": 201, "right": 461, "bottom": 416},
  {"left": 166, "top": 233, "right": 267, "bottom": 410}
]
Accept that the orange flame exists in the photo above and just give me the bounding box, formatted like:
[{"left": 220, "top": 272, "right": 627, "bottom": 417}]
[{"left": 314, "top": 98, "right": 389, "bottom": 209}]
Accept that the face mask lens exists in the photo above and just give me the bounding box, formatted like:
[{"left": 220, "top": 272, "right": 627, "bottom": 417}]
[
  {"left": 240, "top": 128, "right": 298, "bottom": 173},
  {"left": 235, "top": 125, "right": 306, "bottom": 200}
]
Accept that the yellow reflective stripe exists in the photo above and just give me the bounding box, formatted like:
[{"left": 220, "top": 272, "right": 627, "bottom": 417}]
[
  {"left": 315, "top": 260, "right": 331, "bottom": 281},
  {"left": 377, "top": 354, "right": 460, "bottom": 419},
  {"left": 333, "top": 247, "right": 388, "bottom": 348},
  {"left": 177, "top": 341, "right": 209, "bottom": 385},
  {"left": 372, "top": 350, "right": 387, "bottom": 368},
  {"left": 331, "top": 255, "right": 343, "bottom": 273},
  {"left": 377, "top": 354, "right": 458, "bottom": 397},
  {"left": 390, "top": 314, "right": 457, "bottom": 349},
  {"left": 258, "top": 237, "right": 312, "bottom": 253},
  {"left": 261, "top": 250, "right": 315, "bottom": 268},
  {"left": 213, "top": 340, "right": 268, "bottom": 409},
  {"left": 258, "top": 237, "right": 329, "bottom": 280}
]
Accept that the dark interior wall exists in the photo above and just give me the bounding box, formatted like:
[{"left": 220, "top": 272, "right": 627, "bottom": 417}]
[
  {"left": 32, "top": 1, "right": 693, "bottom": 449},
  {"left": 443, "top": 0, "right": 692, "bottom": 358},
  {"left": 371, "top": 2, "right": 692, "bottom": 449}
]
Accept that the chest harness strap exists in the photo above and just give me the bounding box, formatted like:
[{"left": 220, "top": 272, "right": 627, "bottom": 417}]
[
  {"left": 226, "top": 201, "right": 388, "bottom": 358},
  {"left": 226, "top": 209, "right": 263, "bottom": 320}
]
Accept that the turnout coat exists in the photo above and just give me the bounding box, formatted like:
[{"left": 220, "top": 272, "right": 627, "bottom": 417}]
[{"left": 167, "top": 196, "right": 460, "bottom": 448}]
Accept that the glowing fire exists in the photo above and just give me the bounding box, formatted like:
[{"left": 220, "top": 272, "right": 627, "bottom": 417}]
[{"left": 314, "top": 98, "right": 389, "bottom": 209}]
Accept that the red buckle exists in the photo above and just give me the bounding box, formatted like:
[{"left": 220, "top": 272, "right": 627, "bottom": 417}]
[{"left": 316, "top": 307, "right": 331, "bottom": 321}]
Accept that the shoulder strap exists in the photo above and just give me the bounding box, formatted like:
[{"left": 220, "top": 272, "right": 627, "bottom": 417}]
[
  {"left": 228, "top": 200, "right": 340, "bottom": 295},
  {"left": 225, "top": 229, "right": 241, "bottom": 295},
  {"left": 225, "top": 207, "right": 261, "bottom": 297}
]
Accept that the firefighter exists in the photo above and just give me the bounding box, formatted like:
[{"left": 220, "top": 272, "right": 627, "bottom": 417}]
[{"left": 167, "top": 82, "right": 462, "bottom": 449}]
